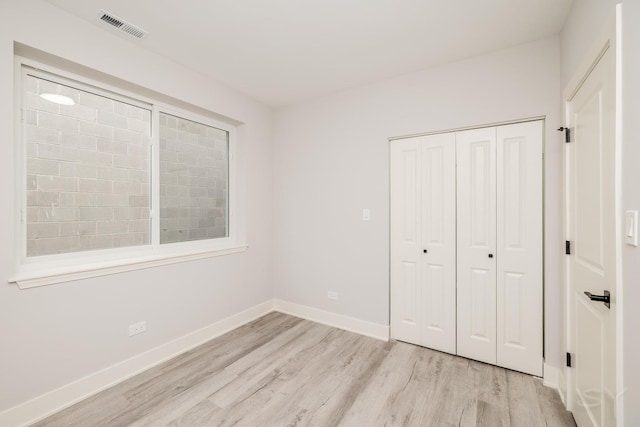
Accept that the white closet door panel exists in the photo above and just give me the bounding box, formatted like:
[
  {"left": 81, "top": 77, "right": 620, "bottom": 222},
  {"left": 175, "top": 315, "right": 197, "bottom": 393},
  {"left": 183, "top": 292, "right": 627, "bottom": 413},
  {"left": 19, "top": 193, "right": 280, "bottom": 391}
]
[
  {"left": 496, "top": 121, "right": 543, "bottom": 376},
  {"left": 390, "top": 137, "right": 421, "bottom": 343},
  {"left": 420, "top": 133, "right": 456, "bottom": 354},
  {"left": 456, "top": 128, "right": 497, "bottom": 365}
]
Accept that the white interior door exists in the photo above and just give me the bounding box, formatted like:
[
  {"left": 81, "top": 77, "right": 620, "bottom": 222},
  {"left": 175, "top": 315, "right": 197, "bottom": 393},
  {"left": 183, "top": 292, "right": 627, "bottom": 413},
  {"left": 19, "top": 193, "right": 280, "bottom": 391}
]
[
  {"left": 496, "top": 121, "right": 543, "bottom": 376},
  {"left": 420, "top": 133, "right": 456, "bottom": 354},
  {"left": 390, "top": 137, "right": 421, "bottom": 343},
  {"left": 567, "top": 45, "right": 617, "bottom": 427},
  {"left": 456, "top": 127, "right": 497, "bottom": 365}
]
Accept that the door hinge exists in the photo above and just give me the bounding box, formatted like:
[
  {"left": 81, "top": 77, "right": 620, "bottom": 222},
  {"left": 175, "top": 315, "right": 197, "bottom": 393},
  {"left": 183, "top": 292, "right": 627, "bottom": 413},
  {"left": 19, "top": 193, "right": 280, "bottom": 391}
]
[
  {"left": 566, "top": 352, "right": 573, "bottom": 367},
  {"left": 566, "top": 240, "right": 571, "bottom": 255},
  {"left": 558, "top": 126, "right": 571, "bottom": 143}
]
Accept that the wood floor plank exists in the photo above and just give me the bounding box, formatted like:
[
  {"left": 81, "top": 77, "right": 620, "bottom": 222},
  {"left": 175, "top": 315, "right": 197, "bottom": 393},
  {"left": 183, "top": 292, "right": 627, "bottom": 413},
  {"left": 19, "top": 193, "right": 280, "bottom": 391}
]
[
  {"left": 208, "top": 321, "right": 328, "bottom": 408},
  {"left": 343, "top": 343, "right": 447, "bottom": 426},
  {"left": 296, "top": 340, "right": 391, "bottom": 426},
  {"left": 125, "top": 314, "right": 303, "bottom": 405},
  {"left": 533, "top": 378, "right": 577, "bottom": 427},
  {"left": 35, "top": 313, "right": 575, "bottom": 427},
  {"left": 127, "top": 367, "right": 237, "bottom": 427},
  {"left": 505, "top": 369, "right": 548, "bottom": 427},
  {"left": 338, "top": 343, "right": 419, "bottom": 426},
  {"left": 166, "top": 400, "right": 221, "bottom": 427},
  {"left": 216, "top": 329, "right": 364, "bottom": 426},
  {"left": 419, "top": 355, "right": 477, "bottom": 426},
  {"left": 473, "top": 362, "right": 510, "bottom": 427},
  {"left": 31, "top": 387, "right": 130, "bottom": 427}
]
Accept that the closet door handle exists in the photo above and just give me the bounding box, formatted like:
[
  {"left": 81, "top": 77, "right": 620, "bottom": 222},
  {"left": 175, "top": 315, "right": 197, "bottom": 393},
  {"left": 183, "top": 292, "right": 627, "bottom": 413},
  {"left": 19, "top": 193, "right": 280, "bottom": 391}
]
[
  {"left": 488, "top": 253, "right": 494, "bottom": 258},
  {"left": 423, "top": 249, "right": 428, "bottom": 253},
  {"left": 584, "top": 291, "right": 611, "bottom": 309}
]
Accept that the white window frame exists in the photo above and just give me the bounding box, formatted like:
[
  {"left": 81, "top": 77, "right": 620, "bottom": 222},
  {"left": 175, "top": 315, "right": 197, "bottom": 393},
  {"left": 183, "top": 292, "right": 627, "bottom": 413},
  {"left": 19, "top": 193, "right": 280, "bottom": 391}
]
[{"left": 10, "top": 57, "right": 246, "bottom": 289}]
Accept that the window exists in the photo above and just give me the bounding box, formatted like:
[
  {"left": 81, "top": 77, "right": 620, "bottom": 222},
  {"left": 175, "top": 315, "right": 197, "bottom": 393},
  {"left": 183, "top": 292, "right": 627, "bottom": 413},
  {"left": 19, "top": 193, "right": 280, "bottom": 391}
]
[
  {"left": 159, "top": 113, "right": 229, "bottom": 244},
  {"left": 24, "top": 73, "right": 152, "bottom": 256},
  {"left": 13, "top": 60, "right": 242, "bottom": 288}
]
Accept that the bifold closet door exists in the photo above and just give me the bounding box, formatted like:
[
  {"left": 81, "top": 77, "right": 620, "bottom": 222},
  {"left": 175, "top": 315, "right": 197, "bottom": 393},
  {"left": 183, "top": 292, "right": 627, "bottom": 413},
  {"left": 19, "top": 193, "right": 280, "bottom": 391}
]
[
  {"left": 456, "top": 128, "right": 497, "bottom": 366},
  {"left": 391, "top": 121, "right": 542, "bottom": 375},
  {"left": 419, "top": 133, "right": 456, "bottom": 354},
  {"left": 496, "top": 121, "right": 543, "bottom": 376},
  {"left": 456, "top": 122, "right": 543, "bottom": 375},
  {"left": 390, "top": 137, "right": 421, "bottom": 344},
  {"left": 390, "top": 134, "right": 456, "bottom": 354}
]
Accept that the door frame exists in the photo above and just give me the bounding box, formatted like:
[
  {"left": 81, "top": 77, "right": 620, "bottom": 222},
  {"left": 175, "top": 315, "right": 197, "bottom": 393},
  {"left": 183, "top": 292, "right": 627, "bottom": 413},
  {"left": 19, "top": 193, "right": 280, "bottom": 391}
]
[{"left": 562, "top": 5, "right": 624, "bottom": 423}]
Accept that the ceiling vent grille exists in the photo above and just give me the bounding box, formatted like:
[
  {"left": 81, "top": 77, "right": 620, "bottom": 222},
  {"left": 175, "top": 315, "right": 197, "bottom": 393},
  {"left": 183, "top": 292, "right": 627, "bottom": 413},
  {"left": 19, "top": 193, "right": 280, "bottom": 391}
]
[{"left": 98, "top": 10, "right": 148, "bottom": 39}]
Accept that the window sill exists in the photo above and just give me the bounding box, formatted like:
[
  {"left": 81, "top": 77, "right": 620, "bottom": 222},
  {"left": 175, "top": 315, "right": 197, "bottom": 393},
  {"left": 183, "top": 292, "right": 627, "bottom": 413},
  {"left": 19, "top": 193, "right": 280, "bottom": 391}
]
[{"left": 9, "top": 244, "right": 248, "bottom": 289}]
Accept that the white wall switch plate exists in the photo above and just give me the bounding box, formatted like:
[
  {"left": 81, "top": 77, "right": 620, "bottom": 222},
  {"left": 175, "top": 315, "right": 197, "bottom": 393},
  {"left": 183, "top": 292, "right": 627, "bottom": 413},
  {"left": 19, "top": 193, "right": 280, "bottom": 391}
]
[
  {"left": 362, "top": 208, "right": 370, "bottom": 221},
  {"left": 626, "top": 210, "right": 638, "bottom": 246},
  {"left": 328, "top": 291, "right": 338, "bottom": 300}
]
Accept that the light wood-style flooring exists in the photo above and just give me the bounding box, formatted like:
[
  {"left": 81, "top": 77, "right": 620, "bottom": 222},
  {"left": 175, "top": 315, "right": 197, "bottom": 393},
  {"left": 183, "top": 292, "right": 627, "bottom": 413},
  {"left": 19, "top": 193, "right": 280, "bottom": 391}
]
[{"left": 35, "top": 312, "right": 575, "bottom": 426}]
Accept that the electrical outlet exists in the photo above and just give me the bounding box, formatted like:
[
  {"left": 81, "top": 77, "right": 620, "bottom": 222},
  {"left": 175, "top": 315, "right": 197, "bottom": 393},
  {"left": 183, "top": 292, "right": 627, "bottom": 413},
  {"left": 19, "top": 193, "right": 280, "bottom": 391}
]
[
  {"left": 328, "top": 291, "right": 338, "bottom": 300},
  {"left": 129, "top": 321, "right": 146, "bottom": 336}
]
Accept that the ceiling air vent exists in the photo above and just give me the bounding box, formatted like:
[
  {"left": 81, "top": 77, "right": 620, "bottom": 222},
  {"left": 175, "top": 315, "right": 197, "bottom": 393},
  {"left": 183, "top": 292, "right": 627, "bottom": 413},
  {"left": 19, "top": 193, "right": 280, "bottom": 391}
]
[{"left": 98, "top": 10, "right": 148, "bottom": 39}]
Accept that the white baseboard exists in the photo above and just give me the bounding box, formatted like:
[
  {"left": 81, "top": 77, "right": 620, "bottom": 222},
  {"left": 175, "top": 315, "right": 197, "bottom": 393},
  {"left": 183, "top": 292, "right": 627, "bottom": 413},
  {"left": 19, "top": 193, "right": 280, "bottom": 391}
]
[
  {"left": 543, "top": 363, "right": 560, "bottom": 389},
  {"left": 557, "top": 368, "right": 567, "bottom": 406},
  {"left": 0, "top": 299, "right": 276, "bottom": 427},
  {"left": 543, "top": 363, "right": 567, "bottom": 406},
  {"left": 273, "top": 299, "right": 389, "bottom": 341}
]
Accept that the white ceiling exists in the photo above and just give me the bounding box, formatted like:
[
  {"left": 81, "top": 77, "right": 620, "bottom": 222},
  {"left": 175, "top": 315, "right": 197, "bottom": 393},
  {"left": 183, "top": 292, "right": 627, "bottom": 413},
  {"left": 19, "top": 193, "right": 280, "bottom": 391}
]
[{"left": 47, "top": 0, "right": 573, "bottom": 107}]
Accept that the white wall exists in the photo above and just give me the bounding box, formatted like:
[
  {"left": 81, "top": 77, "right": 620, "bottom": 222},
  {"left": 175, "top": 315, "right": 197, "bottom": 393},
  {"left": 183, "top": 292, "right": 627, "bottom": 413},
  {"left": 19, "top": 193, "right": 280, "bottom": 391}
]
[
  {"left": 560, "top": 0, "right": 617, "bottom": 87},
  {"left": 273, "top": 37, "right": 564, "bottom": 367},
  {"left": 619, "top": 3, "right": 640, "bottom": 422},
  {"left": 619, "top": 3, "right": 640, "bottom": 423},
  {"left": 562, "top": 0, "right": 639, "bottom": 423},
  {"left": 0, "top": 0, "right": 274, "bottom": 414}
]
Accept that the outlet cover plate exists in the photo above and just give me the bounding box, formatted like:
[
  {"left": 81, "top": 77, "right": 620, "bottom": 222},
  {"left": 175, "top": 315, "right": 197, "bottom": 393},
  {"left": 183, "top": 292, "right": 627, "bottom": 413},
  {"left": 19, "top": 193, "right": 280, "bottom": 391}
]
[{"left": 129, "top": 321, "right": 146, "bottom": 336}]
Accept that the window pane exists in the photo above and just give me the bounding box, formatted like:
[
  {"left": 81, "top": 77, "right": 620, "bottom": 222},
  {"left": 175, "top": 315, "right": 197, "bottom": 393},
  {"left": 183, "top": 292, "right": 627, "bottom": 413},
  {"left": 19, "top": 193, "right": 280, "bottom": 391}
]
[
  {"left": 25, "top": 74, "right": 151, "bottom": 257},
  {"left": 159, "top": 113, "right": 228, "bottom": 243}
]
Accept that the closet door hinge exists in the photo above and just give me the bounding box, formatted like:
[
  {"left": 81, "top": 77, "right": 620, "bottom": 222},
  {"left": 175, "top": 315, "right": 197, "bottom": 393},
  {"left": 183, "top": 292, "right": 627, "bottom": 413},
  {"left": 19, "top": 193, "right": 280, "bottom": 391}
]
[
  {"left": 558, "top": 126, "right": 571, "bottom": 143},
  {"left": 566, "top": 240, "right": 571, "bottom": 255},
  {"left": 566, "top": 352, "right": 573, "bottom": 367}
]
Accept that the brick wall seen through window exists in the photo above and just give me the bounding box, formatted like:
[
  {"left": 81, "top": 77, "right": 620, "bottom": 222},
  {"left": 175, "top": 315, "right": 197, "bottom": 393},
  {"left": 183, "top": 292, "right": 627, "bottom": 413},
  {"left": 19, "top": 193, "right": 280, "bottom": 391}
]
[
  {"left": 25, "top": 74, "right": 151, "bottom": 256},
  {"left": 159, "top": 113, "right": 228, "bottom": 243}
]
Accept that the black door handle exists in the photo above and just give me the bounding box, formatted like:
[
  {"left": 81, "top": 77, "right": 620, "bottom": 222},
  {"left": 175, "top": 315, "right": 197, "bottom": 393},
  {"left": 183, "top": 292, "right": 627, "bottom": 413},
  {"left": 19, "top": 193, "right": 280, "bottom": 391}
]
[{"left": 584, "top": 290, "right": 611, "bottom": 309}]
